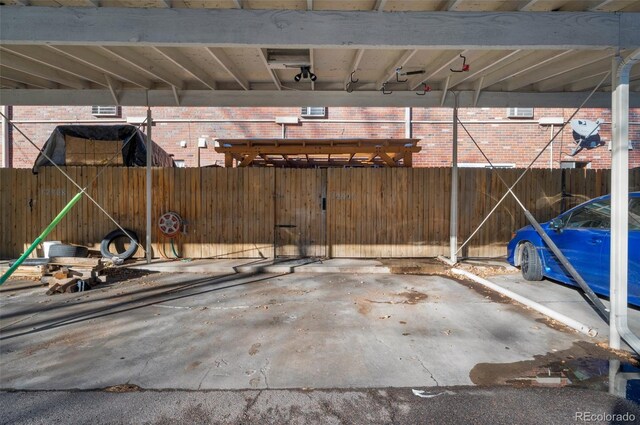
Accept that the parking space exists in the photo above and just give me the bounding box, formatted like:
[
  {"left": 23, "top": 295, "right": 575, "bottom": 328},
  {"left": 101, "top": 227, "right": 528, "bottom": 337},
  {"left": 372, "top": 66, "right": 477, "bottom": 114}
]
[{"left": 1, "top": 266, "right": 633, "bottom": 391}]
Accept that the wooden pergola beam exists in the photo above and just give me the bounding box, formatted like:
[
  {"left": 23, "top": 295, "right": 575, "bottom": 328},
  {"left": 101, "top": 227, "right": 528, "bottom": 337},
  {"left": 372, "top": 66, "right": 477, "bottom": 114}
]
[{"left": 216, "top": 146, "right": 421, "bottom": 155}]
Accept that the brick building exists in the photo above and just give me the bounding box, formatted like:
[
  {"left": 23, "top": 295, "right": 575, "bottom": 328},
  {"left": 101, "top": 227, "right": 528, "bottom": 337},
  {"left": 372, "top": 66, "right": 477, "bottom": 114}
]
[{"left": 2, "top": 105, "right": 639, "bottom": 169}]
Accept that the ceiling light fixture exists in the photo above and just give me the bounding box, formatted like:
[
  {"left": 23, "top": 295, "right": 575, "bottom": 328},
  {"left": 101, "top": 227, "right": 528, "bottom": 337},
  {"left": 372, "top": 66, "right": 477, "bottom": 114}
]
[{"left": 294, "top": 66, "right": 317, "bottom": 82}]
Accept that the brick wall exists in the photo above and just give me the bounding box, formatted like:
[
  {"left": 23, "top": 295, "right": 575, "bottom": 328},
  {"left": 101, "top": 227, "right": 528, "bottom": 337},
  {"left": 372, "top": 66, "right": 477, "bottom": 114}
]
[{"left": 4, "top": 105, "right": 640, "bottom": 169}]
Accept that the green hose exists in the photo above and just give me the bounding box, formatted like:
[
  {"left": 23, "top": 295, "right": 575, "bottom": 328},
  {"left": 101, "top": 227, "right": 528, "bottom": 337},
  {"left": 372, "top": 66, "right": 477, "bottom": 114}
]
[{"left": 0, "top": 191, "right": 84, "bottom": 285}]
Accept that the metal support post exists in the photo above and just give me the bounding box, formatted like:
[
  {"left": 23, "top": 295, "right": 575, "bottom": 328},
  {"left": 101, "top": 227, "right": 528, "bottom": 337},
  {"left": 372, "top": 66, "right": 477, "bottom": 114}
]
[
  {"left": 610, "top": 57, "right": 622, "bottom": 349},
  {"left": 610, "top": 51, "right": 640, "bottom": 353},
  {"left": 146, "top": 107, "right": 153, "bottom": 264},
  {"left": 1, "top": 105, "right": 10, "bottom": 168},
  {"left": 450, "top": 95, "right": 458, "bottom": 263},
  {"left": 405, "top": 107, "right": 412, "bottom": 138}
]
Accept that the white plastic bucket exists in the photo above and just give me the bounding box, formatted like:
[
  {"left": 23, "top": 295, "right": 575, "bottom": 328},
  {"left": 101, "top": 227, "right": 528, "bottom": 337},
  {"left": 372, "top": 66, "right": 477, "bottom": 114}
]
[{"left": 43, "top": 241, "right": 62, "bottom": 258}]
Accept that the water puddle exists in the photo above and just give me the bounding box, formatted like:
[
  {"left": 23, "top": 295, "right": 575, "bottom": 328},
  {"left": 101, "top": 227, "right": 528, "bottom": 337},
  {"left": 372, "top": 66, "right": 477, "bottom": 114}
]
[{"left": 470, "top": 341, "right": 640, "bottom": 402}]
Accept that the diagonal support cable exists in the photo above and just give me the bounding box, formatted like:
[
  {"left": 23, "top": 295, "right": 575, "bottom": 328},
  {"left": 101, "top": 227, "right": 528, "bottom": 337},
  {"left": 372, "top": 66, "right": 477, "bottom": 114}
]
[
  {"left": 0, "top": 111, "right": 149, "bottom": 255},
  {"left": 455, "top": 71, "right": 611, "bottom": 257},
  {"left": 457, "top": 118, "right": 610, "bottom": 319}
]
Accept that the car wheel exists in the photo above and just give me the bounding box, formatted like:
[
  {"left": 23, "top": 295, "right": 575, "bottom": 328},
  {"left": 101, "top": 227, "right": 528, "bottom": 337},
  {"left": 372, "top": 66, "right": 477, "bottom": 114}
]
[{"left": 520, "top": 242, "right": 543, "bottom": 281}]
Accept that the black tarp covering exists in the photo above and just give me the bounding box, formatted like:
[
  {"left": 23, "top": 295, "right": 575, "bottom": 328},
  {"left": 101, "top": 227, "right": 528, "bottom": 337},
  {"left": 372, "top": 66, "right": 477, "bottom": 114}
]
[{"left": 32, "top": 125, "right": 174, "bottom": 173}]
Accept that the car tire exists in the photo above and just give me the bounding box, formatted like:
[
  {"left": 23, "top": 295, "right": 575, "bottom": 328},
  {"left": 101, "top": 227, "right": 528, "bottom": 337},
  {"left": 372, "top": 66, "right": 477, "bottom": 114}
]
[
  {"left": 520, "top": 242, "right": 543, "bottom": 281},
  {"left": 100, "top": 229, "right": 139, "bottom": 260},
  {"left": 47, "top": 243, "right": 89, "bottom": 258}
]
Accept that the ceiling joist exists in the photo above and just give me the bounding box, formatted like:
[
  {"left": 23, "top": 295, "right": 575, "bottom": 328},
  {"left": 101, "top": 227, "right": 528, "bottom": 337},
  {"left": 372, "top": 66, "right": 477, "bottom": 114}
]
[
  {"left": 206, "top": 47, "right": 249, "bottom": 90},
  {"left": 154, "top": 46, "right": 217, "bottom": 90},
  {"left": 0, "top": 49, "right": 89, "bottom": 89},
  {"left": 257, "top": 48, "right": 281, "bottom": 91},
  {"left": 48, "top": 45, "right": 153, "bottom": 89},
  {"left": 101, "top": 46, "right": 185, "bottom": 89},
  {"left": 1, "top": 45, "right": 108, "bottom": 86}
]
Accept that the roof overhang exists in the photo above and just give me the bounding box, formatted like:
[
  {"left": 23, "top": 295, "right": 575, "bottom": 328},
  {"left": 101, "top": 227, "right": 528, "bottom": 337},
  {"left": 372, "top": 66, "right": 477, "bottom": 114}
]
[{"left": 1, "top": 3, "right": 639, "bottom": 108}]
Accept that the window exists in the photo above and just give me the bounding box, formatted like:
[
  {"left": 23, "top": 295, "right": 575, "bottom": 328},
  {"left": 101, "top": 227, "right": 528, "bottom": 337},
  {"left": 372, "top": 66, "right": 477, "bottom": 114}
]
[
  {"left": 174, "top": 160, "right": 186, "bottom": 168},
  {"left": 564, "top": 200, "right": 611, "bottom": 229},
  {"left": 560, "top": 198, "right": 640, "bottom": 230},
  {"left": 301, "top": 107, "right": 326, "bottom": 118},
  {"left": 630, "top": 199, "right": 640, "bottom": 231},
  {"left": 506, "top": 107, "right": 534, "bottom": 119},
  {"left": 91, "top": 106, "right": 120, "bottom": 117}
]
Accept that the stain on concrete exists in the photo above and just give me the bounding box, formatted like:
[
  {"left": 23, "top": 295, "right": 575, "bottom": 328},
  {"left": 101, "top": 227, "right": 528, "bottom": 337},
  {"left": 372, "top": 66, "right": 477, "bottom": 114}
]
[
  {"left": 186, "top": 361, "right": 201, "bottom": 371},
  {"left": 365, "top": 290, "right": 429, "bottom": 305},
  {"left": 396, "top": 290, "right": 428, "bottom": 305},
  {"left": 356, "top": 300, "right": 372, "bottom": 315},
  {"left": 470, "top": 341, "right": 639, "bottom": 387},
  {"left": 249, "top": 343, "right": 261, "bottom": 356},
  {"left": 249, "top": 377, "right": 261, "bottom": 387}
]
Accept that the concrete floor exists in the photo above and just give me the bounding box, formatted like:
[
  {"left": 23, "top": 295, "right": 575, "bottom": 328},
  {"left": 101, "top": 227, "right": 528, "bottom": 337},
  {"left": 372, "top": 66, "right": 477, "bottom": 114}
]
[{"left": 2, "top": 266, "right": 636, "bottom": 391}]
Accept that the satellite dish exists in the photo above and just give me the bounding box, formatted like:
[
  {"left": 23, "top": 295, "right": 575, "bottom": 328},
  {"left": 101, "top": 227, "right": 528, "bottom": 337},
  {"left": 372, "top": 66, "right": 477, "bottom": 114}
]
[{"left": 569, "top": 118, "right": 604, "bottom": 156}]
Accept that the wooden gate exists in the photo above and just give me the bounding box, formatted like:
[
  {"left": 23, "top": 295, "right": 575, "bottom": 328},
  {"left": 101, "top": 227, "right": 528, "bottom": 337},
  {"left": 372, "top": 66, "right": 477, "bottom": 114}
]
[{"left": 274, "top": 169, "right": 327, "bottom": 258}]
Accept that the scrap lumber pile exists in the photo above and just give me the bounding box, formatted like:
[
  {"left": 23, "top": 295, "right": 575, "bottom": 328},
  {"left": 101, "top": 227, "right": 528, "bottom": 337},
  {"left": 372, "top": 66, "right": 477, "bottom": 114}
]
[{"left": 40, "top": 257, "right": 107, "bottom": 295}]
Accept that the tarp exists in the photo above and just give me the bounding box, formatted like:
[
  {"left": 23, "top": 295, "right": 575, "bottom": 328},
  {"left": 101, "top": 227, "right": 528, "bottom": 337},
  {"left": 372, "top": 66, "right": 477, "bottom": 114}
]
[{"left": 32, "top": 125, "right": 174, "bottom": 173}]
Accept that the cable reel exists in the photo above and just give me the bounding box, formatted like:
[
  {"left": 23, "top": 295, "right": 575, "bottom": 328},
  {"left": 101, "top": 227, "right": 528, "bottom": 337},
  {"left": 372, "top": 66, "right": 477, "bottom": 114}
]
[{"left": 158, "top": 211, "right": 183, "bottom": 238}]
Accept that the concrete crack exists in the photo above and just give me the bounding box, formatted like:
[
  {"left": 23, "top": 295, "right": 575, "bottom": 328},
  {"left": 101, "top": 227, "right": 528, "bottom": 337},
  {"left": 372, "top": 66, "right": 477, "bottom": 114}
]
[
  {"left": 137, "top": 358, "right": 152, "bottom": 379},
  {"left": 375, "top": 336, "right": 393, "bottom": 351},
  {"left": 415, "top": 356, "right": 439, "bottom": 386},
  {"left": 198, "top": 367, "right": 212, "bottom": 390},
  {"left": 260, "top": 359, "right": 270, "bottom": 389}
]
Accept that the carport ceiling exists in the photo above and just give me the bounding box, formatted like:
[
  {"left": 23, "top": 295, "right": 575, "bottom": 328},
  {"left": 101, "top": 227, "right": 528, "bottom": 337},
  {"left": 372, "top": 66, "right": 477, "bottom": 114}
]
[{"left": 1, "top": 0, "right": 639, "bottom": 107}]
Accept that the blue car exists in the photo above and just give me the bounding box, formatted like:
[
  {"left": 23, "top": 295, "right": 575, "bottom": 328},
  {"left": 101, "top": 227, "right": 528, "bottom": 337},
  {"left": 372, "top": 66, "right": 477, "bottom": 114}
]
[{"left": 507, "top": 192, "right": 640, "bottom": 307}]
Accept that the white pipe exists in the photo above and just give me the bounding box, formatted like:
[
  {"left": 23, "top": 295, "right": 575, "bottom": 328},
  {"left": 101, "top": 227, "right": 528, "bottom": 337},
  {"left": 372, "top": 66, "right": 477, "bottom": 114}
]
[
  {"left": 450, "top": 268, "right": 598, "bottom": 337},
  {"left": 610, "top": 50, "right": 640, "bottom": 354}
]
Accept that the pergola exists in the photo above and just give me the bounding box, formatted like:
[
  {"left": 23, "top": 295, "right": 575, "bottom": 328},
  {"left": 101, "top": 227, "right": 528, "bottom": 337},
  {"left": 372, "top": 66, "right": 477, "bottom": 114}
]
[
  {"left": 1, "top": 0, "right": 639, "bottom": 352},
  {"left": 215, "top": 138, "right": 421, "bottom": 167}
]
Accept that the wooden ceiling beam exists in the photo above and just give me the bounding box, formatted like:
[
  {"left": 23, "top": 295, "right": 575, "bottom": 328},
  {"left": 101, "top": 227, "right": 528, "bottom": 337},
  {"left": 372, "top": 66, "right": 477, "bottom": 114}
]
[{"left": 5, "top": 7, "right": 635, "bottom": 49}]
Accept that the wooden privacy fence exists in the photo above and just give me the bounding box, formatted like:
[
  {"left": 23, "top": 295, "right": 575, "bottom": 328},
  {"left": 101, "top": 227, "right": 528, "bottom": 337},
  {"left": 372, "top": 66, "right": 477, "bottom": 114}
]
[{"left": 1, "top": 167, "right": 639, "bottom": 260}]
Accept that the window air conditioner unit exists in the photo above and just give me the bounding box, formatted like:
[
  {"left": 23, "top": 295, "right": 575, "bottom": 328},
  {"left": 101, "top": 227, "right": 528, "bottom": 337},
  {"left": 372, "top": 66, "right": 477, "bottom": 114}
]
[
  {"left": 92, "top": 106, "right": 119, "bottom": 117},
  {"left": 301, "top": 107, "right": 326, "bottom": 118},
  {"left": 507, "top": 107, "right": 534, "bottom": 118}
]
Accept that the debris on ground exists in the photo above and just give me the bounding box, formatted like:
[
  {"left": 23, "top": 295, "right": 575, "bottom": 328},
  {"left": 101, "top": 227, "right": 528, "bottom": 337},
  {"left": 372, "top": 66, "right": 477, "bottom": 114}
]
[
  {"left": 103, "top": 384, "right": 142, "bottom": 393},
  {"left": 41, "top": 257, "right": 107, "bottom": 295}
]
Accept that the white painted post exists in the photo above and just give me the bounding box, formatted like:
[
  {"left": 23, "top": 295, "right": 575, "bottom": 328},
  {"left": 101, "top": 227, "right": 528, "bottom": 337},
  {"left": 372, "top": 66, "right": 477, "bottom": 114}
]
[
  {"left": 609, "top": 50, "right": 640, "bottom": 355},
  {"left": 1, "top": 105, "right": 9, "bottom": 168},
  {"left": 405, "top": 107, "right": 412, "bottom": 138},
  {"left": 146, "top": 107, "right": 153, "bottom": 264},
  {"left": 450, "top": 97, "right": 458, "bottom": 263},
  {"left": 610, "top": 57, "right": 622, "bottom": 349}
]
